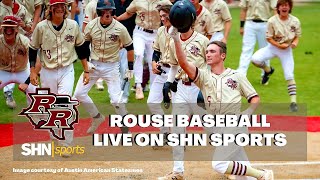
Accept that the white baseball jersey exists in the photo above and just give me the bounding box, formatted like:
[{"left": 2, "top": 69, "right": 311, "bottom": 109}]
[
  {"left": 126, "top": 0, "right": 172, "bottom": 30},
  {"left": 266, "top": 14, "right": 301, "bottom": 44},
  {"left": 0, "top": 34, "right": 29, "bottom": 72},
  {"left": 200, "top": 0, "right": 232, "bottom": 32},
  {"left": 194, "top": 68, "right": 258, "bottom": 114},
  {"left": 169, "top": 31, "right": 209, "bottom": 81},
  {"left": 83, "top": 0, "right": 97, "bottom": 24},
  {"left": 29, "top": 19, "right": 85, "bottom": 69},
  {"left": 0, "top": 2, "right": 12, "bottom": 24},
  {"left": 153, "top": 26, "right": 171, "bottom": 64},
  {"left": 239, "top": 0, "right": 277, "bottom": 21},
  {"left": 194, "top": 5, "right": 215, "bottom": 36},
  {"left": 84, "top": 17, "right": 133, "bottom": 62}
]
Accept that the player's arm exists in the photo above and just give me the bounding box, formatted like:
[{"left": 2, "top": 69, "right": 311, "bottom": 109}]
[
  {"left": 239, "top": 8, "right": 247, "bottom": 36},
  {"left": 169, "top": 27, "right": 197, "bottom": 80},
  {"left": 116, "top": 12, "right": 134, "bottom": 21},
  {"left": 32, "top": 4, "right": 42, "bottom": 32},
  {"left": 223, "top": 20, "right": 231, "bottom": 43},
  {"left": 29, "top": 47, "right": 39, "bottom": 86}
]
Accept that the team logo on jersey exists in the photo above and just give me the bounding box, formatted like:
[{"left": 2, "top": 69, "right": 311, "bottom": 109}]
[
  {"left": 17, "top": 48, "right": 27, "bottom": 56},
  {"left": 65, "top": 34, "right": 75, "bottom": 43},
  {"left": 214, "top": 9, "right": 221, "bottom": 15},
  {"left": 189, "top": 45, "right": 200, "bottom": 57},
  {"left": 225, "top": 78, "right": 238, "bottom": 90},
  {"left": 199, "top": 20, "right": 205, "bottom": 27},
  {"left": 290, "top": 26, "right": 296, "bottom": 32},
  {"left": 109, "top": 34, "right": 119, "bottom": 42},
  {"left": 19, "top": 88, "right": 79, "bottom": 140},
  {"left": 138, "top": 12, "right": 145, "bottom": 21}
]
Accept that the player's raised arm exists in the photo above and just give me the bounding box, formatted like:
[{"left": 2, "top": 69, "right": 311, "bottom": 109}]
[{"left": 168, "top": 27, "right": 197, "bottom": 81}]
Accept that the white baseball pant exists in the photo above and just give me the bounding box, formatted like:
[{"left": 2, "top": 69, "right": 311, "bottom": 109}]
[
  {"left": 0, "top": 69, "right": 37, "bottom": 104},
  {"left": 3, "top": 83, "right": 15, "bottom": 93},
  {"left": 132, "top": 26, "right": 157, "bottom": 86},
  {"left": 172, "top": 81, "right": 207, "bottom": 173},
  {"left": 40, "top": 64, "right": 75, "bottom": 146},
  {"left": 147, "top": 66, "right": 171, "bottom": 134},
  {"left": 252, "top": 44, "right": 294, "bottom": 80},
  {"left": 237, "top": 21, "right": 270, "bottom": 75},
  {"left": 73, "top": 60, "right": 127, "bottom": 118}
]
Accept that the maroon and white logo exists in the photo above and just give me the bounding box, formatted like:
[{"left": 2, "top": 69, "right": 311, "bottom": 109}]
[
  {"left": 225, "top": 78, "right": 238, "bottom": 90},
  {"left": 19, "top": 88, "right": 79, "bottom": 140},
  {"left": 65, "top": 34, "right": 75, "bottom": 43},
  {"left": 290, "top": 26, "right": 296, "bottom": 32},
  {"left": 109, "top": 33, "right": 119, "bottom": 42},
  {"left": 189, "top": 45, "right": 200, "bottom": 57}
]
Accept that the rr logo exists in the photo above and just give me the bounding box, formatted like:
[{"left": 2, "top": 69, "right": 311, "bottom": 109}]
[{"left": 19, "top": 88, "right": 79, "bottom": 140}]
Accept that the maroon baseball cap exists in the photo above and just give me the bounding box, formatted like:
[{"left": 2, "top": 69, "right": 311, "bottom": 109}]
[{"left": 1, "top": 15, "right": 20, "bottom": 27}]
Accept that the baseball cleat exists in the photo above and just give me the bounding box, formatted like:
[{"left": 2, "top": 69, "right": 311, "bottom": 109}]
[
  {"left": 135, "top": 86, "right": 144, "bottom": 100},
  {"left": 258, "top": 169, "right": 274, "bottom": 180},
  {"left": 4, "top": 91, "right": 16, "bottom": 109},
  {"left": 87, "top": 114, "right": 105, "bottom": 134},
  {"left": 261, "top": 67, "right": 275, "bottom": 85},
  {"left": 158, "top": 171, "right": 185, "bottom": 180},
  {"left": 289, "top": 102, "right": 298, "bottom": 112},
  {"left": 95, "top": 81, "right": 104, "bottom": 91}
]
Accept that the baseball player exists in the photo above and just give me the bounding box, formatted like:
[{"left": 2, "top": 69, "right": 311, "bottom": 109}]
[
  {"left": 159, "top": 1, "right": 209, "bottom": 179},
  {"left": 189, "top": 0, "right": 215, "bottom": 40},
  {"left": 166, "top": 28, "right": 274, "bottom": 179},
  {"left": 81, "top": 0, "right": 106, "bottom": 91},
  {"left": 0, "top": 15, "right": 37, "bottom": 104},
  {"left": 200, "top": 0, "right": 232, "bottom": 43},
  {"left": 115, "top": 0, "right": 172, "bottom": 100},
  {"left": 0, "top": 0, "right": 33, "bottom": 109},
  {"left": 73, "top": 0, "right": 134, "bottom": 134},
  {"left": 147, "top": 4, "right": 172, "bottom": 138},
  {"left": 252, "top": 0, "right": 300, "bottom": 112},
  {"left": 15, "top": 0, "right": 42, "bottom": 33},
  {"left": 237, "top": 0, "right": 277, "bottom": 76},
  {"left": 29, "top": 0, "right": 90, "bottom": 153}
]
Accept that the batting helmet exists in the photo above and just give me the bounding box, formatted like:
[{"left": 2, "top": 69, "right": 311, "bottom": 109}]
[
  {"left": 96, "top": 0, "right": 116, "bottom": 10},
  {"left": 49, "top": 0, "right": 66, "bottom": 6},
  {"left": 169, "top": 0, "right": 196, "bottom": 33}
]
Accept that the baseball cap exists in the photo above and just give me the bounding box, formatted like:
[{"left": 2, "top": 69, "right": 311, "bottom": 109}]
[
  {"left": 49, "top": 0, "right": 66, "bottom": 6},
  {"left": 1, "top": 15, "right": 20, "bottom": 27}
]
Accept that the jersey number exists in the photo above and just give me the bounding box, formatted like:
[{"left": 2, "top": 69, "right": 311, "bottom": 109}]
[{"left": 43, "top": 50, "right": 51, "bottom": 59}]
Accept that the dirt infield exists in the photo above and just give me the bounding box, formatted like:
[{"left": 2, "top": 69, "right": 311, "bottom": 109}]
[{"left": 0, "top": 132, "right": 319, "bottom": 180}]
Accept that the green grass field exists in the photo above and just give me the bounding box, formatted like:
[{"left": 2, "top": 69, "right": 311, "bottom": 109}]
[{"left": 1, "top": 3, "right": 319, "bottom": 123}]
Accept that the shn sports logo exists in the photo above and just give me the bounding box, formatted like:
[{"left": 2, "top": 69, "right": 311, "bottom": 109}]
[{"left": 21, "top": 142, "right": 85, "bottom": 157}]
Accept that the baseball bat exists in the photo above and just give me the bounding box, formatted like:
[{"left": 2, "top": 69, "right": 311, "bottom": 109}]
[{"left": 117, "top": 78, "right": 129, "bottom": 104}]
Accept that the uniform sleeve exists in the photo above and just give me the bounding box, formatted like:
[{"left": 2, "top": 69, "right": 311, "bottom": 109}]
[
  {"left": 295, "top": 19, "right": 302, "bottom": 37},
  {"left": 270, "top": 0, "right": 277, "bottom": 9},
  {"left": 237, "top": 73, "right": 258, "bottom": 101},
  {"left": 193, "top": 68, "right": 206, "bottom": 89},
  {"left": 84, "top": 21, "right": 92, "bottom": 41},
  {"left": 29, "top": 24, "right": 42, "bottom": 49},
  {"left": 266, "top": 19, "right": 274, "bottom": 39},
  {"left": 126, "top": 0, "right": 137, "bottom": 14},
  {"left": 23, "top": 8, "right": 33, "bottom": 26},
  {"left": 238, "top": 0, "right": 247, "bottom": 9},
  {"left": 153, "top": 28, "right": 162, "bottom": 51},
  {"left": 120, "top": 26, "right": 133, "bottom": 47},
  {"left": 35, "top": 0, "right": 43, "bottom": 7},
  {"left": 221, "top": 2, "right": 232, "bottom": 21},
  {"left": 75, "top": 23, "right": 85, "bottom": 46}
]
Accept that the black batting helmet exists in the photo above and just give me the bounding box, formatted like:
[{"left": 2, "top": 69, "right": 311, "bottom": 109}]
[{"left": 169, "top": 0, "right": 196, "bottom": 33}]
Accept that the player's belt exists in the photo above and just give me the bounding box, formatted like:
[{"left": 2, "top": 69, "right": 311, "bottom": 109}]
[
  {"left": 137, "top": 26, "right": 155, "bottom": 33},
  {"left": 161, "top": 63, "right": 171, "bottom": 68},
  {"left": 181, "top": 80, "right": 192, "bottom": 86},
  {"left": 252, "top": 19, "right": 266, "bottom": 23}
]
